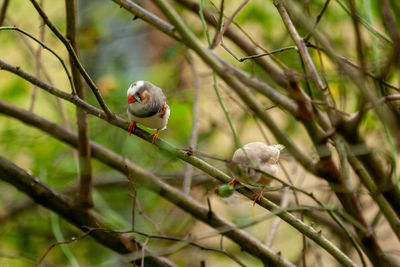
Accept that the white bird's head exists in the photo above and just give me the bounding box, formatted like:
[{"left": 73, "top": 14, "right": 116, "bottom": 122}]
[
  {"left": 268, "top": 144, "right": 285, "bottom": 164},
  {"left": 127, "top": 80, "right": 151, "bottom": 105}
]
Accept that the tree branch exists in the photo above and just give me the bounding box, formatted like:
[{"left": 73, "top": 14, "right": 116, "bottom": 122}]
[
  {"left": 0, "top": 99, "right": 296, "bottom": 267},
  {"left": 182, "top": 52, "right": 201, "bottom": 194},
  {"left": 0, "top": 26, "right": 75, "bottom": 93},
  {"left": 0, "top": 100, "right": 355, "bottom": 266},
  {"left": 0, "top": 0, "right": 9, "bottom": 26},
  {"left": 65, "top": 0, "right": 93, "bottom": 209},
  {"left": 28, "top": 0, "right": 113, "bottom": 117},
  {"left": 0, "top": 156, "right": 176, "bottom": 267},
  {"left": 146, "top": 1, "right": 397, "bottom": 265},
  {"left": 173, "top": 0, "right": 289, "bottom": 87},
  {"left": 113, "top": 0, "right": 180, "bottom": 41},
  {"left": 0, "top": 178, "right": 352, "bottom": 246}
]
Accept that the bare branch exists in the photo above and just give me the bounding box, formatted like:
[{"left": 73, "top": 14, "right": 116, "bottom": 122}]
[
  {"left": 273, "top": 0, "right": 326, "bottom": 96},
  {"left": 132, "top": 230, "right": 246, "bottom": 267},
  {"left": 0, "top": 99, "right": 354, "bottom": 267},
  {"left": 0, "top": 157, "right": 176, "bottom": 267},
  {"left": 174, "top": 0, "right": 289, "bottom": 87},
  {"left": 29, "top": 0, "right": 113, "bottom": 117},
  {"left": 0, "top": 26, "right": 75, "bottom": 93},
  {"left": 36, "top": 230, "right": 92, "bottom": 267},
  {"left": 265, "top": 187, "right": 290, "bottom": 246},
  {"left": 0, "top": 0, "right": 9, "bottom": 26},
  {"left": 182, "top": 52, "right": 201, "bottom": 194},
  {"left": 113, "top": 0, "right": 180, "bottom": 41},
  {"left": 65, "top": 0, "right": 93, "bottom": 209},
  {"left": 29, "top": 13, "right": 45, "bottom": 112},
  {"left": 210, "top": 0, "right": 249, "bottom": 49}
]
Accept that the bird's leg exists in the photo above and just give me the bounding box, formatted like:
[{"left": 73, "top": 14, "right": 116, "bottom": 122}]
[
  {"left": 128, "top": 121, "right": 136, "bottom": 135},
  {"left": 253, "top": 186, "right": 265, "bottom": 206},
  {"left": 228, "top": 179, "right": 239, "bottom": 186},
  {"left": 150, "top": 129, "right": 159, "bottom": 144}
]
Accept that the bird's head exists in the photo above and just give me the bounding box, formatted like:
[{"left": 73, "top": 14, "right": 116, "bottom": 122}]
[
  {"left": 127, "top": 81, "right": 151, "bottom": 105},
  {"left": 269, "top": 144, "right": 285, "bottom": 163}
]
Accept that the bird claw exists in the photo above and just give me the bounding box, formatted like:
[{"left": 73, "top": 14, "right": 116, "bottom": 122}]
[
  {"left": 150, "top": 130, "right": 159, "bottom": 144},
  {"left": 128, "top": 121, "right": 136, "bottom": 135},
  {"left": 253, "top": 187, "right": 265, "bottom": 206},
  {"left": 228, "top": 179, "right": 239, "bottom": 186}
]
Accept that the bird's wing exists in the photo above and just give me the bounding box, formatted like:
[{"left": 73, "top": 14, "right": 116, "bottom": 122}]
[{"left": 128, "top": 104, "right": 160, "bottom": 118}]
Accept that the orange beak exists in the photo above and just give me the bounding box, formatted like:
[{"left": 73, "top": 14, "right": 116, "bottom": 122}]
[{"left": 128, "top": 94, "right": 137, "bottom": 104}]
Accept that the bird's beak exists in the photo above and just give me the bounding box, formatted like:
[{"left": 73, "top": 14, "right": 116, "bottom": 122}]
[{"left": 128, "top": 94, "right": 137, "bottom": 104}]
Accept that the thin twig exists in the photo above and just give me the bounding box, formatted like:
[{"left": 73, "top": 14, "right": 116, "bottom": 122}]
[
  {"left": 209, "top": 0, "right": 224, "bottom": 49},
  {"left": 0, "top": 177, "right": 350, "bottom": 240},
  {"left": 0, "top": 59, "right": 356, "bottom": 266},
  {"left": 29, "top": 0, "right": 113, "bottom": 117},
  {"left": 304, "top": 0, "right": 331, "bottom": 42},
  {"left": 273, "top": 0, "right": 325, "bottom": 95},
  {"left": 182, "top": 52, "right": 201, "bottom": 194},
  {"left": 136, "top": 197, "right": 163, "bottom": 234},
  {"left": 210, "top": 0, "right": 249, "bottom": 49},
  {"left": 133, "top": 231, "right": 246, "bottom": 267},
  {"left": 378, "top": 0, "right": 400, "bottom": 77},
  {"left": 29, "top": 12, "right": 45, "bottom": 112},
  {"left": 113, "top": 0, "right": 180, "bottom": 41},
  {"left": 36, "top": 230, "right": 92, "bottom": 266},
  {"left": 0, "top": 157, "right": 176, "bottom": 267},
  {"left": 0, "top": 97, "right": 352, "bottom": 266},
  {"left": 265, "top": 187, "right": 290, "bottom": 246},
  {"left": 221, "top": 36, "right": 297, "bottom": 62},
  {"left": 199, "top": 1, "right": 249, "bottom": 159},
  {"left": 334, "top": 0, "right": 391, "bottom": 43},
  {"left": 0, "top": 26, "right": 76, "bottom": 93},
  {"left": 141, "top": 237, "right": 150, "bottom": 267},
  {"left": 175, "top": 0, "right": 290, "bottom": 87}
]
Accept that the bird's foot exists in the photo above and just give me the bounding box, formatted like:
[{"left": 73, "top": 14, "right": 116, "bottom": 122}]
[
  {"left": 150, "top": 130, "right": 159, "bottom": 144},
  {"left": 253, "top": 187, "right": 265, "bottom": 206},
  {"left": 128, "top": 121, "right": 136, "bottom": 136},
  {"left": 228, "top": 179, "right": 239, "bottom": 186}
]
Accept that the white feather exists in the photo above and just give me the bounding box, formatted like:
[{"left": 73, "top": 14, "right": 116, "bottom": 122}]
[
  {"left": 231, "top": 142, "right": 284, "bottom": 185},
  {"left": 127, "top": 107, "right": 170, "bottom": 130},
  {"left": 127, "top": 80, "right": 145, "bottom": 96}
]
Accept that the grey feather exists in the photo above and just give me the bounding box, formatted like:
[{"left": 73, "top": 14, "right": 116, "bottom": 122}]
[{"left": 128, "top": 82, "right": 165, "bottom": 118}]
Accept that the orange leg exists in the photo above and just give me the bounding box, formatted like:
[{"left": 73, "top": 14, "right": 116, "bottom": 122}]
[
  {"left": 228, "top": 178, "right": 239, "bottom": 186},
  {"left": 128, "top": 121, "right": 136, "bottom": 135},
  {"left": 253, "top": 187, "right": 265, "bottom": 206},
  {"left": 150, "top": 129, "right": 159, "bottom": 144}
]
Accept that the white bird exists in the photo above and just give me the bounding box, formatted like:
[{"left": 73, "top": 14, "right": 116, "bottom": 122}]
[
  {"left": 127, "top": 81, "right": 170, "bottom": 144},
  {"left": 228, "top": 142, "right": 285, "bottom": 205}
]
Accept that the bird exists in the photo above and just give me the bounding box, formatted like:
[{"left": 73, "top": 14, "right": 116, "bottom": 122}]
[
  {"left": 127, "top": 81, "right": 170, "bottom": 144},
  {"left": 228, "top": 142, "right": 285, "bottom": 206}
]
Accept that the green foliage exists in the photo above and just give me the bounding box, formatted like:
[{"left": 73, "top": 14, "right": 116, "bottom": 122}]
[{"left": 1, "top": 0, "right": 400, "bottom": 266}]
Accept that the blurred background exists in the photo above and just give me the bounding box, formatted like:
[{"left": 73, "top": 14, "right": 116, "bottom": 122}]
[{"left": 0, "top": 0, "right": 399, "bottom": 266}]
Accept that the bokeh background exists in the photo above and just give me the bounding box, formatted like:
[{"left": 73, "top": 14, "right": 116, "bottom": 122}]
[{"left": 0, "top": 0, "right": 399, "bottom": 266}]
